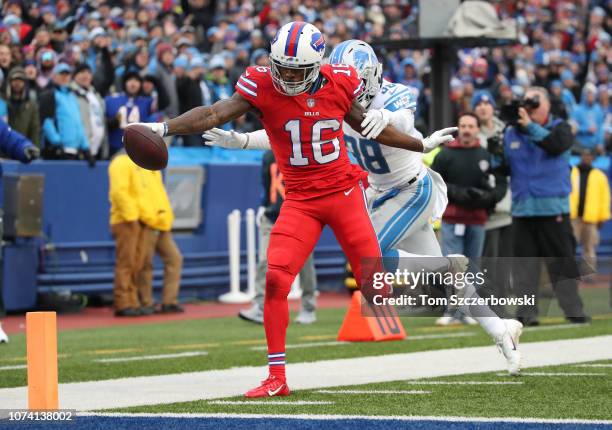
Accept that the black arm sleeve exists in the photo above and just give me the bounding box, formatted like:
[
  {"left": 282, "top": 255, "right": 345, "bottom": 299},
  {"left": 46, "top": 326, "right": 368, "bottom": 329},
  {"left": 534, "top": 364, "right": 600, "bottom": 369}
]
[{"left": 536, "top": 121, "right": 574, "bottom": 156}]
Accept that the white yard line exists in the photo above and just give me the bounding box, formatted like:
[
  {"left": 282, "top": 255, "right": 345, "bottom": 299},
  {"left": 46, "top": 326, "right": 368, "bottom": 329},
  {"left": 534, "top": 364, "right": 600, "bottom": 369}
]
[
  {"left": 79, "top": 411, "right": 612, "bottom": 425},
  {"left": 404, "top": 381, "right": 523, "bottom": 385},
  {"left": 0, "top": 335, "right": 610, "bottom": 411},
  {"left": 315, "top": 390, "right": 430, "bottom": 394},
  {"left": 0, "top": 365, "right": 26, "bottom": 371},
  {"left": 207, "top": 400, "right": 333, "bottom": 405},
  {"left": 495, "top": 372, "right": 607, "bottom": 377},
  {"left": 522, "top": 323, "right": 591, "bottom": 332},
  {"left": 250, "top": 332, "right": 475, "bottom": 351},
  {"left": 575, "top": 364, "right": 612, "bottom": 368},
  {"left": 95, "top": 351, "right": 208, "bottom": 363}
]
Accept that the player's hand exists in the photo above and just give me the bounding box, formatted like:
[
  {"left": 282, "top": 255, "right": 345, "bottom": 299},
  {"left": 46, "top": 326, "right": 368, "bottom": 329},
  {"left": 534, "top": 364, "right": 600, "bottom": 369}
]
[
  {"left": 23, "top": 145, "right": 40, "bottom": 163},
  {"left": 202, "top": 128, "right": 248, "bottom": 149},
  {"left": 422, "top": 127, "right": 458, "bottom": 153},
  {"left": 129, "top": 122, "right": 168, "bottom": 138},
  {"left": 361, "top": 109, "right": 391, "bottom": 139}
]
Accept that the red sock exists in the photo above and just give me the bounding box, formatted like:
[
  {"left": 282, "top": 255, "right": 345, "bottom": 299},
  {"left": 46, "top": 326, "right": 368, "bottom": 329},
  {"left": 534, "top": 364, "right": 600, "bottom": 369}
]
[{"left": 264, "top": 268, "right": 292, "bottom": 381}]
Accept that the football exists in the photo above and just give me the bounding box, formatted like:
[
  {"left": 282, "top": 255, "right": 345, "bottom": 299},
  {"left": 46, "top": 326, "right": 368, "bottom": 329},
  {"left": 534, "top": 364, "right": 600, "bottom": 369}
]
[{"left": 123, "top": 124, "right": 168, "bottom": 171}]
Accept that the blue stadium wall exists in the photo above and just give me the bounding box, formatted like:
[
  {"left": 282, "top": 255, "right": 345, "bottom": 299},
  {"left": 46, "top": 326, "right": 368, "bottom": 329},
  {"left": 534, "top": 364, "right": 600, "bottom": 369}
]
[
  {"left": 0, "top": 150, "right": 347, "bottom": 311},
  {"left": 1, "top": 152, "right": 611, "bottom": 311}
]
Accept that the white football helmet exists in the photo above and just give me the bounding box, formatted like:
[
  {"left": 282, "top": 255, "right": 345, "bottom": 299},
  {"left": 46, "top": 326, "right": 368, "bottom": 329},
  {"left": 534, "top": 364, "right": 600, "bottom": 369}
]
[
  {"left": 269, "top": 21, "right": 325, "bottom": 96},
  {"left": 329, "top": 40, "right": 383, "bottom": 107}
]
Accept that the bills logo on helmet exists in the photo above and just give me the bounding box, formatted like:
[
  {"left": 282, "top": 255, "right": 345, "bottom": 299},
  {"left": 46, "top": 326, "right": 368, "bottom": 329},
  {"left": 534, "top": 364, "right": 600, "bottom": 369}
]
[
  {"left": 310, "top": 33, "right": 325, "bottom": 53},
  {"left": 271, "top": 32, "right": 279, "bottom": 46}
]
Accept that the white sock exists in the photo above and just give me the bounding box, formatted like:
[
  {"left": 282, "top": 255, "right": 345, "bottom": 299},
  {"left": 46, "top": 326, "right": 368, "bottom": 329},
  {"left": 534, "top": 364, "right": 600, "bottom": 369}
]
[{"left": 457, "top": 281, "right": 506, "bottom": 339}]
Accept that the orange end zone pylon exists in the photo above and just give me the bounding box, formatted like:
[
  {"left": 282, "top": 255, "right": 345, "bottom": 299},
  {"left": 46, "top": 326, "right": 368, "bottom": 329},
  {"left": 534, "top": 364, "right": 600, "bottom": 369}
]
[
  {"left": 26, "top": 312, "right": 59, "bottom": 410},
  {"left": 337, "top": 291, "right": 406, "bottom": 341}
]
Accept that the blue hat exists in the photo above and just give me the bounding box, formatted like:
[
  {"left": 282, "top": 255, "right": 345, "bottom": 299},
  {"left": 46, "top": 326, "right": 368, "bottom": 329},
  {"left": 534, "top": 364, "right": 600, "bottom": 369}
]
[
  {"left": 89, "top": 27, "right": 107, "bottom": 41},
  {"left": 3, "top": 14, "right": 21, "bottom": 26},
  {"left": 173, "top": 55, "right": 189, "bottom": 69},
  {"left": 189, "top": 56, "right": 205, "bottom": 70},
  {"left": 41, "top": 51, "right": 54, "bottom": 62},
  {"left": 41, "top": 5, "right": 56, "bottom": 15},
  {"left": 209, "top": 55, "right": 225, "bottom": 70},
  {"left": 401, "top": 57, "right": 416, "bottom": 68},
  {"left": 53, "top": 63, "right": 72, "bottom": 74},
  {"left": 129, "top": 28, "right": 148, "bottom": 42},
  {"left": 250, "top": 48, "right": 268, "bottom": 65},
  {"left": 471, "top": 90, "right": 496, "bottom": 110},
  {"left": 206, "top": 26, "right": 219, "bottom": 38},
  {"left": 550, "top": 80, "right": 562, "bottom": 89},
  {"left": 560, "top": 69, "right": 574, "bottom": 82}
]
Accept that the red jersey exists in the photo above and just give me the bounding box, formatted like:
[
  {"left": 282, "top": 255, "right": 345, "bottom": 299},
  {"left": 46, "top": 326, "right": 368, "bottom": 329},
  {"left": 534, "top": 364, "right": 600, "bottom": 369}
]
[{"left": 235, "top": 64, "right": 368, "bottom": 200}]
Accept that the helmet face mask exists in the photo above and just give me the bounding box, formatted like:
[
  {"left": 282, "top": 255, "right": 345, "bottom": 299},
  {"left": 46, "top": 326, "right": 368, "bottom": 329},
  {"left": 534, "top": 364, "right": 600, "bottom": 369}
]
[
  {"left": 269, "top": 22, "right": 325, "bottom": 96},
  {"left": 270, "top": 58, "right": 320, "bottom": 96},
  {"left": 329, "top": 40, "right": 383, "bottom": 108}
]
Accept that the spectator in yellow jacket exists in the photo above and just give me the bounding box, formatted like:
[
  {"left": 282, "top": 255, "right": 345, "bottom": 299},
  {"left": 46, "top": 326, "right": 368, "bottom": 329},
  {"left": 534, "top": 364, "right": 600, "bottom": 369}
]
[
  {"left": 570, "top": 150, "right": 611, "bottom": 270},
  {"left": 108, "top": 151, "right": 144, "bottom": 317},
  {"left": 134, "top": 168, "right": 184, "bottom": 313}
]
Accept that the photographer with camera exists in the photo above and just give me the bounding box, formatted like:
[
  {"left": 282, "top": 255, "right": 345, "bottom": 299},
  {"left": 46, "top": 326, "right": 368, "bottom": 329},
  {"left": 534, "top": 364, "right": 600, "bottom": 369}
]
[{"left": 502, "top": 87, "right": 589, "bottom": 326}]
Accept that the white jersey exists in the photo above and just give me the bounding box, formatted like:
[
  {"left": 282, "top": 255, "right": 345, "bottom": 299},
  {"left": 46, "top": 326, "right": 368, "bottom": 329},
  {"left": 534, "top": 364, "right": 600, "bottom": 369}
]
[{"left": 343, "top": 80, "right": 424, "bottom": 190}]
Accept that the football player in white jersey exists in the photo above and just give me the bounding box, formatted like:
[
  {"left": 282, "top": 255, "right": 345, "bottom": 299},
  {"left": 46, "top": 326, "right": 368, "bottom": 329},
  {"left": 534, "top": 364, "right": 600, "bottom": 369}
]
[{"left": 203, "top": 40, "right": 523, "bottom": 376}]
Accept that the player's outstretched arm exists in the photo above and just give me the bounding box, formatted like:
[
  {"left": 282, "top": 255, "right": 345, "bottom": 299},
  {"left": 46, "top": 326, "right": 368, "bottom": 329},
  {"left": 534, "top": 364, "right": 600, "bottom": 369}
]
[
  {"left": 166, "top": 93, "right": 253, "bottom": 136},
  {"left": 202, "top": 128, "right": 271, "bottom": 150},
  {"left": 131, "top": 93, "right": 254, "bottom": 138}
]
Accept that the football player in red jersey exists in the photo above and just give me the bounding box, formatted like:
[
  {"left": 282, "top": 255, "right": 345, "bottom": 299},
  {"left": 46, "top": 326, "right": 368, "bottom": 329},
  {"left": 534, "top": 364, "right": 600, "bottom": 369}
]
[{"left": 131, "top": 22, "right": 455, "bottom": 398}]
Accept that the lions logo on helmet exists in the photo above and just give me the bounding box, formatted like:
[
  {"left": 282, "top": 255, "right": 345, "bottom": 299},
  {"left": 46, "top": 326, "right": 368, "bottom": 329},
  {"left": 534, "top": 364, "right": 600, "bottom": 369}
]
[
  {"left": 269, "top": 22, "right": 325, "bottom": 96},
  {"left": 329, "top": 40, "right": 383, "bottom": 107}
]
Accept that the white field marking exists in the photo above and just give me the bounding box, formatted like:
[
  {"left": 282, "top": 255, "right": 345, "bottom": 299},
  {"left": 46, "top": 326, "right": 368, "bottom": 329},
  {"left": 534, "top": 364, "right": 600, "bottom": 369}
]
[
  {"left": 0, "top": 365, "right": 26, "bottom": 371},
  {"left": 95, "top": 351, "right": 208, "bottom": 363},
  {"left": 574, "top": 364, "right": 612, "bottom": 368},
  {"left": 249, "top": 332, "right": 475, "bottom": 351},
  {"left": 404, "top": 381, "right": 523, "bottom": 385},
  {"left": 523, "top": 324, "right": 590, "bottom": 332},
  {"left": 1, "top": 335, "right": 611, "bottom": 411},
  {"left": 207, "top": 400, "right": 333, "bottom": 405},
  {"left": 79, "top": 412, "right": 612, "bottom": 425},
  {"left": 315, "top": 390, "right": 431, "bottom": 395},
  {"left": 495, "top": 372, "right": 606, "bottom": 377}
]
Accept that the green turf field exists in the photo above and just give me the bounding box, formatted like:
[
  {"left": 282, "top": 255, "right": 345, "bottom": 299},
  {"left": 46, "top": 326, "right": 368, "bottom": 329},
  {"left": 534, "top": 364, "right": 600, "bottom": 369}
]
[
  {"left": 113, "top": 360, "right": 612, "bottom": 420},
  {"left": 1, "top": 306, "right": 611, "bottom": 390}
]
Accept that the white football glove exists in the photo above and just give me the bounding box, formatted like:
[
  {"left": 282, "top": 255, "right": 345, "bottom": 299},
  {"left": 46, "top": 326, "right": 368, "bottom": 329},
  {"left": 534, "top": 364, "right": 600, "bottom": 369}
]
[
  {"left": 361, "top": 109, "right": 391, "bottom": 139},
  {"left": 128, "top": 122, "right": 167, "bottom": 137},
  {"left": 202, "top": 128, "right": 248, "bottom": 149},
  {"left": 422, "top": 127, "right": 458, "bottom": 153}
]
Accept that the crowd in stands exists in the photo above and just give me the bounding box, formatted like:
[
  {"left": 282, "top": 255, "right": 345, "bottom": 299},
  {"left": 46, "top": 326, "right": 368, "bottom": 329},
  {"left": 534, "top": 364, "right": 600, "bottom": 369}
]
[{"left": 0, "top": 0, "right": 609, "bottom": 159}]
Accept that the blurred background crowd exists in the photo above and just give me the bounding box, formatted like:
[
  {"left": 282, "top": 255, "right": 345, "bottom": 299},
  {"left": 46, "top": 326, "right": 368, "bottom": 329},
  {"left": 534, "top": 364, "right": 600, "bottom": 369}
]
[{"left": 0, "top": 0, "right": 609, "bottom": 160}]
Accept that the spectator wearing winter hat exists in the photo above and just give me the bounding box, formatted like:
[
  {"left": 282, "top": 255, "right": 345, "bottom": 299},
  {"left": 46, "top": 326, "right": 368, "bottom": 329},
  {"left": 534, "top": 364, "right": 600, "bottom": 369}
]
[
  {"left": 176, "top": 56, "right": 209, "bottom": 147},
  {"left": 6, "top": 66, "right": 39, "bottom": 148},
  {"left": 105, "top": 71, "right": 155, "bottom": 157},
  {"left": 153, "top": 43, "right": 179, "bottom": 118},
  {"left": 71, "top": 63, "right": 108, "bottom": 159},
  {"left": 250, "top": 49, "right": 269, "bottom": 67},
  {"left": 549, "top": 80, "right": 569, "bottom": 120},
  {"left": 86, "top": 27, "right": 114, "bottom": 97},
  {"left": 39, "top": 62, "right": 90, "bottom": 161},
  {"left": 205, "top": 55, "right": 233, "bottom": 131},
  {"left": 35, "top": 49, "right": 57, "bottom": 92},
  {"left": 572, "top": 83, "right": 606, "bottom": 154},
  {"left": 560, "top": 69, "right": 578, "bottom": 113},
  {"left": 398, "top": 58, "right": 423, "bottom": 94}
]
